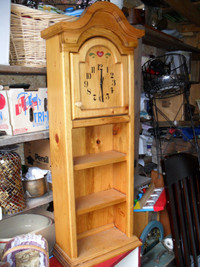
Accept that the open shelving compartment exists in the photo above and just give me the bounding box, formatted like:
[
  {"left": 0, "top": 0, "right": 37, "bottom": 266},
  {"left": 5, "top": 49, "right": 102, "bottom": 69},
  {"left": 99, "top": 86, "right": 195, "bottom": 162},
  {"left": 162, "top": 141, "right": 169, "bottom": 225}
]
[
  {"left": 72, "top": 122, "right": 136, "bottom": 263},
  {"left": 52, "top": 120, "right": 141, "bottom": 266},
  {"left": 73, "top": 122, "right": 130, "bottom": 246},
  {"left": 51, "top": 119, "right": 141, "bottom": 266}
]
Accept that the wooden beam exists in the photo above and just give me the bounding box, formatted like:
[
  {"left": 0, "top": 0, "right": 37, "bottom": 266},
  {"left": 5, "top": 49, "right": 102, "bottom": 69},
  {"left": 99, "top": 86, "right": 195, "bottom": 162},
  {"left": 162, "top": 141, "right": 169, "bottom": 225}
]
[
  {"left": 164, "top": 0, "right": 200, "bottom": 27},
  {"left": 143, "top": 25, "right": 200, "bottom": 53}
]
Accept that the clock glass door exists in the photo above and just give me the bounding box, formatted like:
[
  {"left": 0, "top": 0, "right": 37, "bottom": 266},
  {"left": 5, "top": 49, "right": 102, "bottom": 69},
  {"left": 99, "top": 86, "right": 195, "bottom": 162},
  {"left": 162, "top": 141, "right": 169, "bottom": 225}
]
[{"left": 70, "top": 38, "right": 129, "bottom": 119}]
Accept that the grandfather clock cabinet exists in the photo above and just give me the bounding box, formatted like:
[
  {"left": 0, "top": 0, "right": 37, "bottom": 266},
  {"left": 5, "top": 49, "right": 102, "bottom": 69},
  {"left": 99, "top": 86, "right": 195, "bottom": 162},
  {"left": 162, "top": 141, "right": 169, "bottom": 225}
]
[{"left": 42, "top": 2, "right": 144, "bottom": 266}]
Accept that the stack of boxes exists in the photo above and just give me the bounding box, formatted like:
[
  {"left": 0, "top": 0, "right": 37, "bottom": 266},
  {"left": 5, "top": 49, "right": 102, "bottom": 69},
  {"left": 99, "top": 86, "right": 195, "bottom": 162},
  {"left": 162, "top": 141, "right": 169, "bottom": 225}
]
[
  {"left": 0, "top": 87, "right": 51, "bottom": 186},
  {"left": 0, "top": 87, "right": 49, "bottom": 135}
]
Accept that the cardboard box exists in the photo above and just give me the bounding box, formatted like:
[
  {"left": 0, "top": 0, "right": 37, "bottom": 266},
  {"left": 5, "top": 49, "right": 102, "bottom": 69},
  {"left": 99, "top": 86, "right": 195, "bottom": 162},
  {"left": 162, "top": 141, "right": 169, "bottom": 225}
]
[
  {"left": 154, "top": 94, "right": 184, "bottom": 121},
  {"left": 24, "top": 139, "right": 51, "bottom": 170},
  {"left": 0, "top": 89, "right": 12, "bottom": 135},
  {"left": 7, "top": 88, "right": 49, "bottom": 135}
]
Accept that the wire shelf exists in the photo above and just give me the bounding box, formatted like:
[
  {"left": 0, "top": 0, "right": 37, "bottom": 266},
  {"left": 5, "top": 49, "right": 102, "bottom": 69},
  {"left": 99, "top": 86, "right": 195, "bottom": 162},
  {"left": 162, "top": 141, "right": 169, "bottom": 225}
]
[{"left": 142, "top": 53, "right": 190, "bottom": 99}]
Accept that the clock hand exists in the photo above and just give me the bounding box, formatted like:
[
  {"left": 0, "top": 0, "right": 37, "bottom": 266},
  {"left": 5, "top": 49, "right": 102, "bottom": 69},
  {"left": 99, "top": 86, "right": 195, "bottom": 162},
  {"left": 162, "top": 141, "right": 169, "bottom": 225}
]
[{"left": 100, "top": 68, "right": 104, "bottom": 102}]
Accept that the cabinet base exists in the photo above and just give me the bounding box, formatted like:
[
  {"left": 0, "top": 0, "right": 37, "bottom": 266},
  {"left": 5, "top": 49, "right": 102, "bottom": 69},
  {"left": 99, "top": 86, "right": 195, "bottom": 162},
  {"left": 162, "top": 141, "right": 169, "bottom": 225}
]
[{"left": 53, "top": 227, "right": 141, "bottom": 266}]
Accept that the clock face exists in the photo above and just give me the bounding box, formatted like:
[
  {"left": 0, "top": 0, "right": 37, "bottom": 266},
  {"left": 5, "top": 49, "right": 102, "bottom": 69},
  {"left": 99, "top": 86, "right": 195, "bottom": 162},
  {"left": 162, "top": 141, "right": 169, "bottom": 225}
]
[
  {"left": 80, "top": 45, "right": 121, "bottom": 108},
  {"left": 70, "top": 38, "right": 129, "bottom": 119}
]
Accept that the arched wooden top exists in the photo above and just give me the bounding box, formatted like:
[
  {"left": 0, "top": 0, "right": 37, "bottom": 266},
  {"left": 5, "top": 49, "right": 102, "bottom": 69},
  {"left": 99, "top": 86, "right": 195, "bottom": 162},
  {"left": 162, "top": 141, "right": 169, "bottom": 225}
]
[{"left": 41, "top": 2, "right": 144, "bottom": 49}]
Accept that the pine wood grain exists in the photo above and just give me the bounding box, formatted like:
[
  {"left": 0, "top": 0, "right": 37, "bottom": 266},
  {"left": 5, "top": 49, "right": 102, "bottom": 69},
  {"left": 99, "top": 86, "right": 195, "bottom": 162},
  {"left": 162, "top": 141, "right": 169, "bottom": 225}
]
[
  {"left": 74, "top": 150, "right": 127, "bottom": 170},
  {"left": 53, "top": 227, "right": 142, "bottom": 266},
  {"left": 76, "top": 189, "right": 126, "bottom": 215},
  {"left": 43, "top": 1, "right": 144, "bottom": 264}
]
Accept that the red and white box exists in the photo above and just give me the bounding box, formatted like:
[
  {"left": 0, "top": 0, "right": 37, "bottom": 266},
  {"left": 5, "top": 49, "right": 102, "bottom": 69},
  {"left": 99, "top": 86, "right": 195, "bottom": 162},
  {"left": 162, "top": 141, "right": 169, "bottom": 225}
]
[
  {"left": 7, "top": 88, "right": 49, "bottom": 135},
  {"left": 0, "top": 88, "right": 12, "bottom": 135},
  {"left": 0, "top": 88, "right": 49, "bottom": 136}
]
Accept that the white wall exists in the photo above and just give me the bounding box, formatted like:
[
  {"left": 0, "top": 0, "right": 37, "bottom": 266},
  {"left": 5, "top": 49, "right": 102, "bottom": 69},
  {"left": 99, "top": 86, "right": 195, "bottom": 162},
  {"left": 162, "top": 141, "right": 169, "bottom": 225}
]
[{"left": 0, "top": 0, "right": 11, "bottom": 65}]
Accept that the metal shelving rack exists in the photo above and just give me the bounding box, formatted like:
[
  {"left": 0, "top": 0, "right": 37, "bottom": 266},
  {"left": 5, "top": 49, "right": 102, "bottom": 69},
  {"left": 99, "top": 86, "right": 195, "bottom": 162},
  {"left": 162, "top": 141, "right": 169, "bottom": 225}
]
[
  {"left": 142, "top": 53, "right": 200, "bottom": 167},
  {"left": 0, "top": 65, "right": 52, "bottom": 220}
]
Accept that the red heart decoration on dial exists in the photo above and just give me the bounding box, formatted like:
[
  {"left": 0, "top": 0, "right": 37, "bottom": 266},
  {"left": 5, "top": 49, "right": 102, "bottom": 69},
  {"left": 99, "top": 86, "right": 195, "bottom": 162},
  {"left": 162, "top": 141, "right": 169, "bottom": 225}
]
[{"left": 97, "top": 51, "right": 104, "bottom": 57}]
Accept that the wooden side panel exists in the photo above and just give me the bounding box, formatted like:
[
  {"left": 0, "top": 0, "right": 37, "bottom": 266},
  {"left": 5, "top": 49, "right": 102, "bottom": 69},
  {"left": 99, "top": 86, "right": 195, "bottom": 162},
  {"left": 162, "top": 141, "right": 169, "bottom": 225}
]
[
  {"left": 134, "top": 38, "right": 142, "bottom": 175},
  {"left": 46, "top": 35, "right": 77, "bottom": 258},
  {"left": 126, "top": 54, "right": 135, "bottom": 237}
]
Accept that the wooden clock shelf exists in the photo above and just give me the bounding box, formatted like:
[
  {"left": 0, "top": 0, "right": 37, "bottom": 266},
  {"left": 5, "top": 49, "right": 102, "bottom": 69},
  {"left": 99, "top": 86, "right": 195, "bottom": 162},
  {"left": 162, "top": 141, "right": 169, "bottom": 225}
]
[
  {"left": 74, "top": 150, "right": 127, "bottom": 170},
  {"left": 55, "top": 227, "right": 140, "bottom": 267},
  {"left": 76, "top": 188, "right": 126, "bottom": 216},
  {"left": 42, "top": 2, "right": 144, "bottom": 265}
]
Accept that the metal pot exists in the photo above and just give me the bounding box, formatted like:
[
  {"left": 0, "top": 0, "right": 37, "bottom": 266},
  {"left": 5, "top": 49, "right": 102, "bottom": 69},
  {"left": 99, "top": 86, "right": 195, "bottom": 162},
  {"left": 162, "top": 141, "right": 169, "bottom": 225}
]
[{"left": 23, "top": 177, "right": 47, "bottom": 198}]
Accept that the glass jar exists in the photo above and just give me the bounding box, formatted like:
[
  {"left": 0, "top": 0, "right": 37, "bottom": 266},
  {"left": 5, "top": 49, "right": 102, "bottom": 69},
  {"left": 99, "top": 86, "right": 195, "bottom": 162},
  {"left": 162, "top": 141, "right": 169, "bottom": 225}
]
[{"left": 0, "top": 146, "right": 26, "bottom": 215}]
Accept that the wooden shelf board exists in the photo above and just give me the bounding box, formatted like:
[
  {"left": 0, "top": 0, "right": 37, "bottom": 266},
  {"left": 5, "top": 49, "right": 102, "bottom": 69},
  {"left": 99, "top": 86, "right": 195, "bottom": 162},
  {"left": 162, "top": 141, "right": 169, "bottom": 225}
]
[
  {"left": 0, "top": 65, "right": 46, "bottom": 75},
  {"left": 72, "top": 115, "right": 130, "bottom": 128},
  {"left": 74, "top": 150, "right": 127, "bottom": 171},
  {"left": 25, "top": 191, "right": 53, "bottom": 211},
  {"left": 142, "top": 25, "right": 200, "bottom": 58},
  {"left": 0, "top": 130, "right": 49, "bottom": 146},
  {"left": 156, "top": 120, "right": 200, "bottom": 127},
  {"left": 76, "top": 189, "right": 126, "bottom": 216},
  {"left": 53, "top": 227, "right": 141, "bottom": 266}
]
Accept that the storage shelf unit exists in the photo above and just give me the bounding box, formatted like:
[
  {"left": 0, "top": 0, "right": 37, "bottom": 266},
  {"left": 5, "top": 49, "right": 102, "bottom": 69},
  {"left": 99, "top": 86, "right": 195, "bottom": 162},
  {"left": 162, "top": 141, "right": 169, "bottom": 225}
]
[
  {"left": 143, "top": 25, "right": 200, "bottom": 57},
  {"left": 0, "top": 65, "right": 46, "bottom": 75},
  {"left": 3, "top": 191, "right": 53, "bottom": 219},
  {"left": 42, "top": 2, "right": 144, "bottom": 265},
  {"left": 0, "top": 64, "right": 51, "bottom": 221},
  {"left": 54, "top": 226, "right": 140, "bottom": 266}
]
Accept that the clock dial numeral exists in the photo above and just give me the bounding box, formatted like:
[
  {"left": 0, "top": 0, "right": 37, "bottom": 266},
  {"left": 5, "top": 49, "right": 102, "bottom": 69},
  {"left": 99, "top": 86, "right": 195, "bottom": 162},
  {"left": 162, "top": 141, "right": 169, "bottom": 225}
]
[
  {"left": 84, "top": 81, "right": 88, "bottom": 87},
  {"left": 106, "top": 93, "right": 110, "bottom": 100},
  {"left": 80, "top": 46, "right": 122, "bottom": 107},
  {"left": 112, "top": 79, "right": 116, "bottom": 86},
  {"left": 98, "top": 64, "right": 103, "bottom": 70},
  {"left": 87, "top": 89, "right": 91, "bottom": 95},
  {"left": 86, "top": 73, "right": 92, "bottom": 79},
  {"left": 83, "top": 66, "right": 117, "bottom": 102}
]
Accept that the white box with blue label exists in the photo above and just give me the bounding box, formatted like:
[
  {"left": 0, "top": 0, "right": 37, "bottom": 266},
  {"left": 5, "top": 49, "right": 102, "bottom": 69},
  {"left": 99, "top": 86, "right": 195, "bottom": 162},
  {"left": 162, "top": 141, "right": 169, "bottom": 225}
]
[
  {"left": 7, "top": 88, "right": 49, "bottom": 135},
  {"left": 0, "top": 89, "right": 12, "bottom": 135}
]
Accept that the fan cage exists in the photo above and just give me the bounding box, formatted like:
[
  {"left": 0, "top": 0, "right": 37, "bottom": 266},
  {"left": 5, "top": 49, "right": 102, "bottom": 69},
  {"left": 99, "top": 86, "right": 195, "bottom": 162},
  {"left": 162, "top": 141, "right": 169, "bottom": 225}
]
[{"left": 142, "top": 53, "right": 190, "bottom": 99}]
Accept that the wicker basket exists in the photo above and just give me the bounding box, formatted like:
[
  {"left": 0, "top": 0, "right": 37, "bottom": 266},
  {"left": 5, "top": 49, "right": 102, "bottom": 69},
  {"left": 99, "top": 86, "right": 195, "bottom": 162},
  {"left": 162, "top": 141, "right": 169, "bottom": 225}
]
[{"left": 10, "top": 4, "right": 78, "bottom": 68}]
